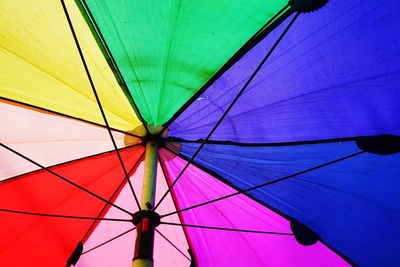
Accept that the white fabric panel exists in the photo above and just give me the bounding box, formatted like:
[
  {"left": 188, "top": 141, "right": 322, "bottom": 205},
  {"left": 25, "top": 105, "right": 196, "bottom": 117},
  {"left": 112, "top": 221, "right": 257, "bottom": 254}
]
[{"left": 0, "top": 101, "right": 132, "bottom": 180}]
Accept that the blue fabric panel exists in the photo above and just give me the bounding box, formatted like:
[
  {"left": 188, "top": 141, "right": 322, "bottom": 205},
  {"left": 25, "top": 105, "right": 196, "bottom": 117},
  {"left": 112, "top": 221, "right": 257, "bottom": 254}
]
[
  {"left": 178, "top": 141, "right": 400, "bottom": 266},
  {"left": 168, "top": 0, "right": 400, "bottom": 143}
]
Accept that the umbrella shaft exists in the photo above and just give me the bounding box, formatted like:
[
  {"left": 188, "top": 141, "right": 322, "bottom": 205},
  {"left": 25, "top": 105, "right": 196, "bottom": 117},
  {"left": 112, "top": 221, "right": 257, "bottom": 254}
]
[
  {"left": 141, "top": 140, "right": 159, "bottom": 209},
  {"left": 133, "top": 140, "right": 159, "bottom": 267}
]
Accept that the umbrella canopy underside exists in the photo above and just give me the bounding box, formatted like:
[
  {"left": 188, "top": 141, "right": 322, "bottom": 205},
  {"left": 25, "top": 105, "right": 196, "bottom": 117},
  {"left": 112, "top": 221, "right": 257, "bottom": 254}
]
[{"left": 1, "top": 0, "right": 399, "bottom": 266}]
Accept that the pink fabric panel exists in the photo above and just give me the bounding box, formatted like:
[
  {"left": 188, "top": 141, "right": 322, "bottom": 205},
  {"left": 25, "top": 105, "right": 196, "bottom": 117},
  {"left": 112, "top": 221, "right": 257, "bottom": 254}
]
[
  {"left": 0, "top": 101, "right": 131, "bottom": 180},
  {"left": 78, "top": 162, "right": 190, "bottom": 267},
  {"left": 159, "top": 148, "right": 349, "bottom": 267}
]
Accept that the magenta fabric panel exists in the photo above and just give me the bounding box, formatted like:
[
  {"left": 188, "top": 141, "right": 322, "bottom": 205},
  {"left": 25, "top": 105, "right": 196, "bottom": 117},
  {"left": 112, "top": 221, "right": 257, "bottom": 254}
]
[{"left": 159, "top": 148, "right": 349, "bottom": 267}]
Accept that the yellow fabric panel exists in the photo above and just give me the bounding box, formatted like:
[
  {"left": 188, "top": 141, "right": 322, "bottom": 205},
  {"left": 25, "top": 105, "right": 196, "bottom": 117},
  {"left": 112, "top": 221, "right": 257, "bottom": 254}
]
[{"left": 0, "top": 0, "right": 144, "bottom": 134}]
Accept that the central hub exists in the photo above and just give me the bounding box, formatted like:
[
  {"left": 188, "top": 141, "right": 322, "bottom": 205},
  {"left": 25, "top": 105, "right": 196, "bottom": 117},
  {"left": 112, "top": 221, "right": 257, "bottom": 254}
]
[
  {"left": 131, "top": 210, "right": 161, "bottom": 227},
  {"left": 142, "top": 134, "right": 165, "bottom": 147}
]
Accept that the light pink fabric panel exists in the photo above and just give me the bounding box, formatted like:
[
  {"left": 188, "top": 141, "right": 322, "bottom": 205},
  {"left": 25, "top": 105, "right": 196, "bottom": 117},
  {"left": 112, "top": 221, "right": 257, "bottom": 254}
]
[
  {"left": 78, "top": 162, "right": 190, "bottom": 267},
  {"left": 0, "top": 101, "right": 128, "bottom": 180},
  {"left": 159, "top": 148, "right": 349, "bottom": 267}
]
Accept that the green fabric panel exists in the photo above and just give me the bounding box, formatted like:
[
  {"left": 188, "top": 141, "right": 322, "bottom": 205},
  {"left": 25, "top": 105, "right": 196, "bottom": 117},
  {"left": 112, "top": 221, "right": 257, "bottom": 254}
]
[{"left": 84, "top": 0, "right": 287, "bottom": 126}]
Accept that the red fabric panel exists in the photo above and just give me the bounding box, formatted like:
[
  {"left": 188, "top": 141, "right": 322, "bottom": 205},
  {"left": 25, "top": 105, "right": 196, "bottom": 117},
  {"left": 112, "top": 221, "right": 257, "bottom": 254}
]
[{"left": 0, "top": 145, "right": 144, "bottom": 266}]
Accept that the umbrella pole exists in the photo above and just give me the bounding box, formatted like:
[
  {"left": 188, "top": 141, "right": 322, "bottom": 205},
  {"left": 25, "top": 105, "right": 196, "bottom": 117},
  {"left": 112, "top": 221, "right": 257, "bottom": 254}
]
[{"left": 132, "top": 140, "right": 159, "bottom": 267}]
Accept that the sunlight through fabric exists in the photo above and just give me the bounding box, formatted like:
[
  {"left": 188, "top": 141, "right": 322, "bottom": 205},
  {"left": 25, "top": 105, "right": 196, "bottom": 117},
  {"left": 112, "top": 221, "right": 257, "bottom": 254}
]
[
  {"left": 0, "top": 99, "right": 141, "bottom": 180},
  {"left": 0, "top": 0, "right": 144, "bottom": 133},
  {"left": 83, "top": 0, "right": 288, "bottom": 125}
]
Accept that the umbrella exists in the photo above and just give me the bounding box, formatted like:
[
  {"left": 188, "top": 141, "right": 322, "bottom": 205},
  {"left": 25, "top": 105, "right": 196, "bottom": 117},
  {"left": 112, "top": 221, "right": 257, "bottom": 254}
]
[{"left": 1, "top": 0, "right": 399, "bottom": 266}]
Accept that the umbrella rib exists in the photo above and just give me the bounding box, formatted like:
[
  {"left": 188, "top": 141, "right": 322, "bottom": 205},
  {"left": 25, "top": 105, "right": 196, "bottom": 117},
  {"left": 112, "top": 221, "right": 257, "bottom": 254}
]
[
  {"left": 163, "top": 146, "right": 297, "bottom": 222},
  {"left": 161, "top": 150, "right": 365, "bottom": 218},
  {"left": 76, "top": 0, "right": 150, "bottom": 135},
  {"left": 166, "top": 136, "right": 358, "bottom": 147},
  {"left": 1, "top": 144, "right": 141, "bottom": 185},
  {"left": 158, "top": 159, "right": 198, "bottom": 262},
  {"left": 82, "top": 227, "right": 136, "bottom": 255},
  {"left": 154, "top": 13, "right": 300, "bottom": 211},
  {"left": 160, "top": 222, "right": 293, "bottom": 236},
  {"left": 155, "top": 228, "right": 191, "bottom": 261},
  {"left": 60, "top": 0, "right": 141, "bottom": 211},
  {"left": 0, "top": 97, "right": 142, "bottom": 138},
  {"left": 81, "top": 150, "right": 145, "bottom": 241},
  {"left": 162, "top": 4, "right": 292, "bottom": 130},
  {"left": 0, "top": 208, "right": 130, "bottom": 222},
  {"left": 0, "top": 143, "right": 132, "bottom": 216}
]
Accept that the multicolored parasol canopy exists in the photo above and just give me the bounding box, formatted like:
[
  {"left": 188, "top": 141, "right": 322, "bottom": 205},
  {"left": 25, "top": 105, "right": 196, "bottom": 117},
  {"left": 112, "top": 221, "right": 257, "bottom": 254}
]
[{"left": 1, "top": 0, "right": 399, "bottom": 266}]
